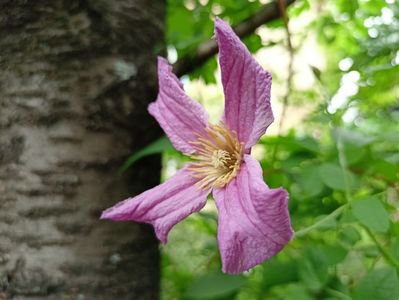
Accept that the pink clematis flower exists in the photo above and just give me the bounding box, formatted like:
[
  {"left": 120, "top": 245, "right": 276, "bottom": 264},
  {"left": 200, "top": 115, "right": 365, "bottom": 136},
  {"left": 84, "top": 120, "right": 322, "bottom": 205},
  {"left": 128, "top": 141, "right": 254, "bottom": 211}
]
[{"left": 101, "top": 19, "right": 293, "bottom": 274}]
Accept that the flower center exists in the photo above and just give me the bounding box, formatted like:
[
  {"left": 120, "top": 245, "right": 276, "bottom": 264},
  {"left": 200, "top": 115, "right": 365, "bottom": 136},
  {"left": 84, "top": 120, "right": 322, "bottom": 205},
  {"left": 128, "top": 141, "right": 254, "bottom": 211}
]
[
  {"left": 188, "top": 123, "right": 244, "bottom": 190},
  {"left": 211, "top": 149, "right": 231, "bottom": 168}
]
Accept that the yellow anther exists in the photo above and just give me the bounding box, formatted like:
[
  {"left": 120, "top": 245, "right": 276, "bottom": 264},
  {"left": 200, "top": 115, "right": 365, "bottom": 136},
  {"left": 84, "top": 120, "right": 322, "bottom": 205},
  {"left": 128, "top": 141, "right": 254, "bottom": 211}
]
[
  {"left": 211, "top": 150, "right": 231, "bottom": 168},
  {"left": 188, "top": 123, "right": 244, "bottom": 190}
]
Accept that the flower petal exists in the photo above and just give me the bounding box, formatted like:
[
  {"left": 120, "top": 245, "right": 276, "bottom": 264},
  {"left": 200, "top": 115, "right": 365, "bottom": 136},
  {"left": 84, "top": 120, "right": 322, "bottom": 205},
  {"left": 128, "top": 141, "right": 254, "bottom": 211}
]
[
  {"left": 215, "top": 18, "right": 273, "bottom": 149},
  {"left": 213, "top": 155, "right": 292, "bottom": 274},
  {"left": 101, "top": 166, "right": 210, "bottom": 243},
  {"left": 148, "top": 57, "right": 209, "bottom": 154}
]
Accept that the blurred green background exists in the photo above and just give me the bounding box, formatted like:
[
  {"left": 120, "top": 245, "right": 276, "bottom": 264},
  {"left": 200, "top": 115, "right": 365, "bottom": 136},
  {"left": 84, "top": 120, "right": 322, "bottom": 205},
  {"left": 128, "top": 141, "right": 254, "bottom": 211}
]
[{"left": 127, "top": 0, "right": 399, "bottom": 299}]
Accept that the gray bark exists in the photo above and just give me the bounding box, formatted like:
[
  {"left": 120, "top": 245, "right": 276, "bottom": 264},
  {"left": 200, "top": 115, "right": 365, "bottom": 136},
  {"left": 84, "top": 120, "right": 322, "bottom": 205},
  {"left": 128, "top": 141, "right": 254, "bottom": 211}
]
[{"left": 0, "top": 0, "right": 164, "bottom": 299}]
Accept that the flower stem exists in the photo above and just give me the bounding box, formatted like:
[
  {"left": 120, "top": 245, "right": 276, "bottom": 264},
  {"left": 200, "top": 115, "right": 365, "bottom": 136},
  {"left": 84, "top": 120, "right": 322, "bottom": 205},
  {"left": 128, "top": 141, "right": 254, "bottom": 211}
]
[
  {"left": 336, "top": 134, "right": 353, "bottom": 202},
  {"left": 294, "top": 204, "right": 348, "bottom": 238},
  {"left": 326, "top": 287, "right": 352, "bottom": 300},
  {"left": 336, "top": 130, "right": 399, "bottom": 271},
  {"left": 363, "top": 226, "right": 399, "bottom": 271}
]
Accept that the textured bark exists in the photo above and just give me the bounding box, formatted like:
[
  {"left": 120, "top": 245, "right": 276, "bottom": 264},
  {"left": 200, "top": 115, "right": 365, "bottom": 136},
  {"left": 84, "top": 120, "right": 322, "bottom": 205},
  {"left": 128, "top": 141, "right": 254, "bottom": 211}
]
[{"left": 0, "top": 0, "right": 164, "bottom": 299}]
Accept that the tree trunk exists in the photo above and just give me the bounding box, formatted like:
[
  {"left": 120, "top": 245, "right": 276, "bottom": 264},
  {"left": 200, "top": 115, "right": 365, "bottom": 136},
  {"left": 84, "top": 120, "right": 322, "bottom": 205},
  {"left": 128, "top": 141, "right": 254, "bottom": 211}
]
[{"left": 0, "top": 0, "right": 164, "bottom": 299}]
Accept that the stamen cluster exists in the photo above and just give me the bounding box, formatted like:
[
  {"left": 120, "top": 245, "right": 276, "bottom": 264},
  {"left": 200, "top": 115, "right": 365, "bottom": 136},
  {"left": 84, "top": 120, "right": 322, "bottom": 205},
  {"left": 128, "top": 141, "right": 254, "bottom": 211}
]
[{"left": 188, "top": 124, "right": 244, "bottom": 189}]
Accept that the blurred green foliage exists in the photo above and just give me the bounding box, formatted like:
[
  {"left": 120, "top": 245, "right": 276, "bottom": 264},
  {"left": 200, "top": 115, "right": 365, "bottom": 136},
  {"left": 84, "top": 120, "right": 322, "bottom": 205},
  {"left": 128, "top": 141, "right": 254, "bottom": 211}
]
[
  {"left": 167, "top": 0, "right": 264, "bottom": 83},
  {"left": 126, "top": 0, "right": 399, "bottom": 299}
]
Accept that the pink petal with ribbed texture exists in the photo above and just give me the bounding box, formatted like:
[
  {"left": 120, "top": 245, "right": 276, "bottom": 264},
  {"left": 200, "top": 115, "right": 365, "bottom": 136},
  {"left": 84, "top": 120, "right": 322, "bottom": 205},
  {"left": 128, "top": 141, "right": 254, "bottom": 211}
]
[
  {"left": 213, "top": 154, "right": 292, "bottom": 274},
  {"left": 215, "top": 18, "right": 273, "bottom": 149},
  {"left": 148, "top": 57, "right": 209, "bottom": 154},
  {"left": 101, "top": 166, "right": 210, "bottom": 243}
]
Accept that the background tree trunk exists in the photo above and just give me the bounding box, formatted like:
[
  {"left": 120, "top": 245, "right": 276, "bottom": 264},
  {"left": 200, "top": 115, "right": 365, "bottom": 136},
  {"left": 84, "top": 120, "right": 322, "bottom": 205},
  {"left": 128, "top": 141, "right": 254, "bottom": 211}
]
[{"left": 0, "top": 0, "right": 164, "bottom": 299}]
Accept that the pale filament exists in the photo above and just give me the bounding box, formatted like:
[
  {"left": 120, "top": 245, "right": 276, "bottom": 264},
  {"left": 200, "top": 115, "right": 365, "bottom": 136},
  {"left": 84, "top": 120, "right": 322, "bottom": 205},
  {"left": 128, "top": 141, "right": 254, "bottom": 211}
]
[{"left": 188, "top": 123, "right": 244, "bottom": 190}]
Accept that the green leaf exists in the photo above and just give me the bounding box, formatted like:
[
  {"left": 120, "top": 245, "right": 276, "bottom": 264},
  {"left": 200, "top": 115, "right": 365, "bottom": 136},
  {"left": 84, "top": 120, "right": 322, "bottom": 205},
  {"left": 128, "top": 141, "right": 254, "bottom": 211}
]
[
  {"left": 296, "top": 137, "right": 320, "bottom": 153},
  {"left": 190, "top": 56, "right": 217, "bottom": 84},
  {"left": 393, "top": 222, "right": 399, "bottom": 238},
  {"left": 311, "top": 65, "right": 322, "bottom": 81},
  {"left": 372, "top": 160, "right": 399, "bottom": 182},
  {"left": 339, "top": 226, "right": 361, "bottom": 246},
  {"left": 351, "top": 196, "right": 390, "bottom": 233},
  {"left": 299, "top": 165, "right": 325, "bottom": 197},
  {"left": 118, "top": 136, "right": 174, "bottom": 174},
  {"left": 336, "top": 0, "right": 359, "bottom": 16},
  {"left": 343, "top": 143, "right": 366, "bottom": 165},
  {"left": 392, "top": 238, "right": 399, "bottom": 261},
  {"left": 289, "top": 0, "right": 310, "bottom": 17},
  {"left": 319, "top": 244, "right": 348, "bottom": 266},
  {"left": 318, "top": 163, "right": 355, "bottom": 191},
  {"left": 191, "top": 212, "right": 218, "bottom": 236},
  {"left": 262, "top": 259, "right": 298, "bottom": 288},
  {"left": 298, "top": 247, "right": 329, "bottom": 292},
  {"left": 380, "top": 131, "right": 399, "bottom": 143},
  {"left": 185, "top": 272, "right": 246, "bottom": 299},
  {"left": 333, "top": 128, "right": 374, "bottom": 146},
  {"left": 353, "top": 267, "right": 399, "bottom": 300},
  {"left": 313, "top": 214, "right": 338, "bottom": 231},
  {"left": 273, "top": 283, "right": 314, "bottom": 300},
  {"left": 242, "top": 34, "right": 263, "bottom": 53}
]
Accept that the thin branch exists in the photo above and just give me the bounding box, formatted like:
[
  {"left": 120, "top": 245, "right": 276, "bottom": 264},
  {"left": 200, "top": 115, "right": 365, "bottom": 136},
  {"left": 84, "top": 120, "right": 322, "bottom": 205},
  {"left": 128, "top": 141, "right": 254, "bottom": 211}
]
[
  {"left": 336, "top": 127, "right": 399, "bottom": 271},
  {"left": 294, "top": 204, "right": 348, "bottom": 238},
  {"left": 326, "top": 287, "right": 352, "bottom": 300},
  {"left": 276, "top": 0, "right": 295, "bottom": 135},
  {"left": 337, "top": 132, "right": 353, "bottom": 202},
  {"left": 172, "top": 0, "right": 297, "bottom": 77},
  {"left": 271, "top": 0, "right": 295, "bottom": 164},
  {"left": 364, "top": 226, "right": 399, "bottom": 271}
]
